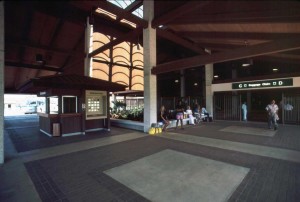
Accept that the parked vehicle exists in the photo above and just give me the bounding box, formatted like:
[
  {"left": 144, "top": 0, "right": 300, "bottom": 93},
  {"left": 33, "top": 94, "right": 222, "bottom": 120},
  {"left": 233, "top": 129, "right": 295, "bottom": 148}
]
[{"left": 23, "top": 100, "right": 45, "bottom": 114}]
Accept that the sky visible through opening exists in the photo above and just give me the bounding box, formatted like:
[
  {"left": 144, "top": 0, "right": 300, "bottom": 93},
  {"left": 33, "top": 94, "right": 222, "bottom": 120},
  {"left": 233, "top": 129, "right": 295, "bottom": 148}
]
[{"left": 107, "top": 0, "right": 143, "bottom": 18}]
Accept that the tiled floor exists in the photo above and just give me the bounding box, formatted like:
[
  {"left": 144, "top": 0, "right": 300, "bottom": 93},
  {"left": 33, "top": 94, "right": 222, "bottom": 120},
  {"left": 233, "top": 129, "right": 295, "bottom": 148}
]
[
  {"left": 5, "top": 115, "right": 134, "bottom": 152},
  {"left": 1, "top": 115, "right": 300, "bottom": 202}
]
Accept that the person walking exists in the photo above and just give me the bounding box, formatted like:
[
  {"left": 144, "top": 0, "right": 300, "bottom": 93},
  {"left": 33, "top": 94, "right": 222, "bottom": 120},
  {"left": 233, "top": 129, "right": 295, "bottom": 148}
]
[
  {"left": 265, "top": 99, "right": 279, "bottom": 130},
  {"left": 241, "top": 101, "right": 247, "bottom": 121}
]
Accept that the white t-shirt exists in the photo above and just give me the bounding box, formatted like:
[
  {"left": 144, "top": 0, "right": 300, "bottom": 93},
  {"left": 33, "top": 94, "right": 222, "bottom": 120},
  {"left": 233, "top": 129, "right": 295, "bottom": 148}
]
[
  {"left": 186, "top": 109, "right": 193, "bottom": 115},
  {"left": 242, "top": 104, "right": 247, "bottom": 111},
  {"left": 265, "top": 104, "right": 278, "bottom": 116}
]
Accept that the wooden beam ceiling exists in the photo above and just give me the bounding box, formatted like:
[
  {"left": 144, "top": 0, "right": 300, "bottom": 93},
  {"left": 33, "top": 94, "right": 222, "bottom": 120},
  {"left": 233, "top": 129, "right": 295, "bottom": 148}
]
[
  {"left": 151, "top": 1, "right": 210, "bottom": 28},
  {"left": 6, "top": 40, "right": 84, "bottom": 57},
  {"left": 88, "top": 27, "right": 143, "bottom": 58},
  {"left": 152, "top": 37, "right": 300, "bottom": 74},
  {"left": 70, "top": 1, "right": 147, "bottom": 28},
  {"left": 178, "top": 32, "right": 300, "bottom": 41},
  {"left": 169, "top": 2, "right": 300, "bottom": 24},
  {"left": 92, "top": 1, "right": 148, "bottom": 28},
  {"left": 5, "top": 61, "right": 63, "bottom": 72},
  {"left": 156, "top": 29, "right": 205, "bottom": 55}
]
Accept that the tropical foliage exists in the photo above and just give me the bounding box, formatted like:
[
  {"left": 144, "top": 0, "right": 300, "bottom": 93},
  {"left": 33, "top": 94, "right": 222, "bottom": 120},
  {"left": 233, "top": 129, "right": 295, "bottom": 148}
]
[{"left": 110, "top": 101, "right": 143, "bottom": 122}]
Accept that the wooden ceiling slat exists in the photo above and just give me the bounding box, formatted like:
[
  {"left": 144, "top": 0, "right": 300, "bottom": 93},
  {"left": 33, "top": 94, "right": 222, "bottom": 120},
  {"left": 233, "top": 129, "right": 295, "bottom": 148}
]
[
  {"left": 151, "top": 1, "right": 210, "bottom": 28},
  {"left": 152, "top": 37, "right": 300, "bottom": 74},
  {"left": 61, "top": 32, "right": 85, "bottom": 72},
  {"left": 168, "top": 2, "right": 300, "bottom": 24},
  {"left": 6, "top": 40, "right": 84, "bottom": 57},
  {"left": 156, "top": 29, "right": 205, "bottom": 54},
  {"left": 5, "top": 61, "right": 63, "bottom": 72},
  {"left": 178, "top": 32, "right": 300, "bottom": 41}
]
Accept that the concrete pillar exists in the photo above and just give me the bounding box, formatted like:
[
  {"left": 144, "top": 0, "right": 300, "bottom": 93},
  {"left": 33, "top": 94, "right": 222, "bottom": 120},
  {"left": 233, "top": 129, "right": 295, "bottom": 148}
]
[
  {"left": 84, "top": 17, "right": 93, "bottom": 77},
  {"left": 143, "top": 0, "right": 157, "bottom": 132},
  {"left": 205, "top": 63, "right": 213, "bottom": 117},
  {"left": 0, "top": 1, "right": 4, "bottom": 164},
  {"left": 180, "top": 69, "right": 185, "bottom": 97},
  {"left": 247, "top": 91, "right": 251, "bottom": 111}
]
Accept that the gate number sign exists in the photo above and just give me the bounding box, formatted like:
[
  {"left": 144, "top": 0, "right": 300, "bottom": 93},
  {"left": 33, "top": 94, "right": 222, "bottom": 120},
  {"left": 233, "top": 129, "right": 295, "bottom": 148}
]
[{"left": 232, "top": 78, "right": 293, "bottom": 89}]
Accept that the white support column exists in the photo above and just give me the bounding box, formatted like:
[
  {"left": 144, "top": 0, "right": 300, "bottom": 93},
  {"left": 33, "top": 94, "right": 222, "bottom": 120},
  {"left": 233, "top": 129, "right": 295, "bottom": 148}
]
[
  {"left": 84, "top": 17, "right": 93, "bottom": 77},
  {"left": 205, "top": 63, "right": 214, "bottom": 117},
  {"left": 143, "top": 0, "right": 157, "bottom": 133},
  {"left": 0, "top": 1, "right": 4, "bottom": 164}
]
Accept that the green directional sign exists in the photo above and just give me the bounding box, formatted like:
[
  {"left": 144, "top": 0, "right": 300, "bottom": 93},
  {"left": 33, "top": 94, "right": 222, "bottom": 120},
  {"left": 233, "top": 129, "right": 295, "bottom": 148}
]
[{"left": 232, "top": 78, "right": 293, "bottom": 90}]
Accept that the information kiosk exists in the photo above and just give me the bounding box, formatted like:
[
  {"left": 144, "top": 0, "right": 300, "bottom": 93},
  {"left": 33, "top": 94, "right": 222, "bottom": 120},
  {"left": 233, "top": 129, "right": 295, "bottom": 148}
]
[{"left": 19, "top": 74, "right": 127, "bottom": 137}]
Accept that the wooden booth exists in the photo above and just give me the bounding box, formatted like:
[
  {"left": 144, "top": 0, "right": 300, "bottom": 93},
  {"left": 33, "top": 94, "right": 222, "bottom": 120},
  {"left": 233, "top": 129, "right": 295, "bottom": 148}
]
[{"left": 19, "top": 74, "right": 127, "bottom": 137}]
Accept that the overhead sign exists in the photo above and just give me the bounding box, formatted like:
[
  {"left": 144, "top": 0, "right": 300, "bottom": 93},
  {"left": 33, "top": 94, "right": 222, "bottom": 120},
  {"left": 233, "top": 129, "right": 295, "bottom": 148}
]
[{"left": 232, "top": 78, "right": 293, "bottom": 90}]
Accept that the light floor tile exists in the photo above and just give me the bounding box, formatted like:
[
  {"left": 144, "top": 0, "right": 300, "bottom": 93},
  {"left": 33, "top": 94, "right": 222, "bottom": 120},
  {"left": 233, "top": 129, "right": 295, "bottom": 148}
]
[{"left": 104, "top": 149, "right": 249, "bottom": 202}]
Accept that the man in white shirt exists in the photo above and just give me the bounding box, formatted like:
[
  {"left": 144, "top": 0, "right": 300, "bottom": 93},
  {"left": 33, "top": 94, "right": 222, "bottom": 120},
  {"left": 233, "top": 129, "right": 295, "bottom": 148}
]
[
  {"left": 241, "top": 102, "right": 247, "bottom": 121},
  {"left": 265, "top": 100, "right": 279, "bottom": 130}
]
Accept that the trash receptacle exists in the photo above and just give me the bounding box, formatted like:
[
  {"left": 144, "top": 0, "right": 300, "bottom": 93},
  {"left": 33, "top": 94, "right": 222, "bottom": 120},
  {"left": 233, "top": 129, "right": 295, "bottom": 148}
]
[{"left": 53, "top": 123, "right": 60, "bottom": 137}]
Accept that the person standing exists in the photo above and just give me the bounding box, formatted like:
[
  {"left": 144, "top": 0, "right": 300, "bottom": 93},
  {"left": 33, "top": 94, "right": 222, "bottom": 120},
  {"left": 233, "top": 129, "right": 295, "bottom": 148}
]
[
  {"left": 175, "top": 100, "right": 185, "bottom": 130},
  {"left": 265, "top": 99, "right": 279, "bottom": 130},
  {"left": 159, "top": 105, "right": 170, "bottom": 132},
  {"left": 241, "top": 101, "right": 247, "bottom": 121}
]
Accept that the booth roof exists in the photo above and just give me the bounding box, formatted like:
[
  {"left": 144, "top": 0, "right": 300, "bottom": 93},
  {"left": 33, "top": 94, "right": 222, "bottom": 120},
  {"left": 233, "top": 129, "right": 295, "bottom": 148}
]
[
  {"left": 18, "top": 74, "right": 128, "bottom": 94},
  {"left": 113, "top": 90, "right": 143, "bottom": 97}
]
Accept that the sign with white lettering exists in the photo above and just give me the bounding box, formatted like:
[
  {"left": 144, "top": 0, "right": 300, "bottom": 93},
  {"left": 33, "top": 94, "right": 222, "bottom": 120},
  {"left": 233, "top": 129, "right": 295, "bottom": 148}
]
[{"left": 232, "top": 78, "right": 293, "bottom": 89}]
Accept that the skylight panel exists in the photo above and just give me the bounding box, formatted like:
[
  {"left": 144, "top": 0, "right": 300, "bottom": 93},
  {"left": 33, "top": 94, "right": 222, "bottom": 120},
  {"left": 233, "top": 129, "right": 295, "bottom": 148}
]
[
  {"left": 132, "top": 5, "right": 143, "bottom": 18},
  {"left": 108, "top": 0, "right": 135, "bottom": 9},
  {"left": 107, "top": 0, "right": 143, "bottom": 19}
]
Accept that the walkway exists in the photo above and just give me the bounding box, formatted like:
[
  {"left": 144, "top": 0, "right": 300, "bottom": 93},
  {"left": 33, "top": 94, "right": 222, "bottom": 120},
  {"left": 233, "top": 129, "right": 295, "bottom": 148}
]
[{"left": 0, "top": 115, "right": 300, "bottom": 202}]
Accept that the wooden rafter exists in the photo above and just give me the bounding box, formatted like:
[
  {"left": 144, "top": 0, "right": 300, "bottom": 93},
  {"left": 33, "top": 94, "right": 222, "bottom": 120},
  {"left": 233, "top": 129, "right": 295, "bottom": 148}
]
[
  {"left": 96, "top": 1, "right": 147, "bottom": 28},
  {"left": 5, "top": 61, "right": 63, "bottom": 72},
  {"left": 6, "top": 40, "right": 84, "bottom": 57},
  {"left": 152, "top": 37, "right": 300, "bottom": 74},
  {"left": 168, "top": 2, "right": 300, "bottom": 24},
  {"left": 151, "top": 1, "right": 211, "bottom": 28},
  {"left": 156, "top": 29, "right": 206, "bottom": 55},
  {"left": 178, "top": 32, "right": 300, "bottom": 41}
]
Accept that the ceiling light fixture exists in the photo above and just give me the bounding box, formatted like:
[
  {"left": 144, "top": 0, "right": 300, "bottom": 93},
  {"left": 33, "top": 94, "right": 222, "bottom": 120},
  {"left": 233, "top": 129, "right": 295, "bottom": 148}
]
[
  {"left": 242, "top": 58, "right": 253, "bottom": 67},
  {"left": 214, "top": 75, "right": 219, "bottom": 78},
  {"left": 242, "top": 40, "right": 253, "bottom": 67},
  {"left": 35, "top": 54, "right": 44, "bottom": 64}
]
